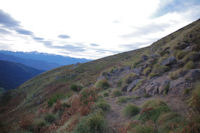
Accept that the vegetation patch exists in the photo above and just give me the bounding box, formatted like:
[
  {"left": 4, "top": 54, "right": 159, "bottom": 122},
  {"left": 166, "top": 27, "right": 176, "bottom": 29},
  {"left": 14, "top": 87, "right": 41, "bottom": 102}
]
[
  {"left": 73, "top": 111, "right": 107, "bottom": 133},
  {"left": 117, "top": 96, "right": 131, "bottom": 104},
  {"left": 95, "top": 100, "right": 110, "bottom": 112},
  {"left": 123, "top": 104, "right": 140, "bottom": 117},
  {"left": 48, "top": 93, "right": 66, "bottom": 107},
  {"left": 95, "top": 79, "right": 110, "bottom": 90},
  {"left": 44, "top": 114, "right": 56, "bottom": 124},
  {"left": 139, "top": 99, "right": 170, "bottom": 122},
  {"left": 157, "top": 112, "right": 185, "bottom": 133},
  {"left": 70, "top": 84, "right": 83, "bottom": 92},
  {"left": 189, "top": 82, "right": 200, "bottom": 113},
  {"left": 111, "top": 89, "right": 122, "bottom": 97},
  {"left": 184, "top": 61, "right": 195, "bottom": 70}
]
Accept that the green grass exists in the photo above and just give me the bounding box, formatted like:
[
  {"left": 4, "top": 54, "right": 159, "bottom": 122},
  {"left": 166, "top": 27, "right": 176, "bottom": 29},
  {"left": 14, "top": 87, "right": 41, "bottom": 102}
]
[
  {"left": 74, "top": 111, "right": 107, "bottom": 133},
  {"left": 189, "top": 82, "right": 200, "bottom": 113},
  {"left": 95, "top": 79, "right": 110, "bottom": 90},
  {"left": 143, "top": 67, "right": 151, "bottom": 76},
  {"left": 139, "top": 99, "right": 170, "bottom": 122},
  {"left": 157, "top": 112, "right": 185, "bottom": 133},
  {"left": 70, "top": 84, "right": 83, "bottom": 92},
  {"left": 95, "top": 100, "right": 110, "bottom": 112},
  {"left": 44, "top": 114, "right": 56, "bottom": 124},
  {"left": 47, "top": 93, "right": 66, "bottom": 107},
  {"left": 117, "top": 96, "right": 131, "bottom": 104},
  {"left": 111, "top": 89, "right": 122, "bottom": 97},
  {"left": 184, "top": 61, "right": 195, "bottom": 70},
  {"left": 123, "top": 104, "right": 140, "bottom": 117}
]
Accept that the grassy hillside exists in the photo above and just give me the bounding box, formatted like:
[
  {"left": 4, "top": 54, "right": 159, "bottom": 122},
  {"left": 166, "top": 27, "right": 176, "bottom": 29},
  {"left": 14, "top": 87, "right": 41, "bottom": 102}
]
[
  {"left": 0, "top": 19, "right": 200, "bottom": 133},
  {"left": 0, "top": 60, "right": 43, "bottom": 90}
]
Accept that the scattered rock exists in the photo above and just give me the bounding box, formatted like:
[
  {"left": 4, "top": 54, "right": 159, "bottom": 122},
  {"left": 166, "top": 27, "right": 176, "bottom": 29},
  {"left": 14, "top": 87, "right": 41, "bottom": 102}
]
[
  {"left": 161, "top": 56, "right": 177, "bottom": 66},
  {"left": 145, "top": 82, "right": 160, "bottom": 95},
  {"left": 127, "top": 79, "right": 142, "bottom": 92},
  {"left": 159, "top": 80, "right": 170, "bottom": 94},
  {"left": 185, "top": 69, "right": 200, "bottom": 81},
  {"left": 141, "top": 55, "right": 148, "bottom": 61},
  {"left": 132, "top": 67, "right": 143, "bottom": 75}
]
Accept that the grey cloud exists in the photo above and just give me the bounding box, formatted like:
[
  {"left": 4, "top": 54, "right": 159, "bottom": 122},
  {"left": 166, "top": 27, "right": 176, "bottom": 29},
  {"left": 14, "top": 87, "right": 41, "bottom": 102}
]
[
  {"left": 90, "top": 43, "right": 99, "bottom": 47},
  {"left": 0, "top": 28, "right": 11, "bottom": 34},
  {"left": 33, "top": 37, "right": 44, "bottom": 41},
  {"left": 122, "top": 23, "right": 170, "bottom": 38},
  {"left": 58, "top": 34, "right": 70, "bottom": 39},
  {"left": 0, "top": 10, "right": 20, "bottom": 28},
  {"left": 15, "top": 28, "right": 33, "bottom": 35}
]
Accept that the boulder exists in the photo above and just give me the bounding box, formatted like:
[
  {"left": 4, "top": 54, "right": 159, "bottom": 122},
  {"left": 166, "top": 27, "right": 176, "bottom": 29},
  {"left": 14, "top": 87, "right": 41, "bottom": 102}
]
[
  {"left": 127, "top": 79, "right": 142, "bottom": 92},
  {"left": 141, "top": 55, "right": 148, "bottom": 61},
  {"left": 145, "top": 82, "right": 160, "bottom": 95},
  {"left": 185, "top": 69, "right": 200, "bottom": 81},
  {"left": 159, "top": 80, "right": 170, "bottom": 94},
  {"left": 133, "top": 67, "right": 143, "bottom": 75},
  {"left": 161, "top": 56, "right": 177, "bottom": 66}
]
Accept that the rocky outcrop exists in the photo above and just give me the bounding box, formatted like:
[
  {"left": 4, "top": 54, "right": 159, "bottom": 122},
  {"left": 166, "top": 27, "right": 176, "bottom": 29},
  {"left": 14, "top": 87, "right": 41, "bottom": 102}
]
[
  {"left": 161, "top": 56, "right": 177, "bottom": 66},
  {"left": 127, "top": 79, "right": 142, "bottom": 92}
]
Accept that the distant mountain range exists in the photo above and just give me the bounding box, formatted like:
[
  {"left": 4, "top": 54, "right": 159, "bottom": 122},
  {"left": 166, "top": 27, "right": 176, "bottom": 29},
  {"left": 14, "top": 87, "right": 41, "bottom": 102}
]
[
  {"left": 0, "top": 60, "right": 43, "bottom": 90},
  {"left": 0, "top": 51, "right": 91, "bottom": 71}
]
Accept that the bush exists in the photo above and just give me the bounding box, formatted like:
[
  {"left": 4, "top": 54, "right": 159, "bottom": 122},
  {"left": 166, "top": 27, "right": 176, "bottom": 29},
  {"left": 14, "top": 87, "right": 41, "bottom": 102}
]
[
  {"left": 70, "top": 84, "right": 83, "bottom": 92},
  {"left": 169, "top": 69, "right": 185, "bottom": 80},
  {"left": 139, "top": 99, "right": 170, "bottom": 122},
  {"left": 117, "top": 96, "right": 131, "bottom": 103},
  {"left": 153, "top": 64, "right": 169, "bottom": 74},
  {"left": 175, "top": 51, "right": 186, "bottom": 60},
  {"left": 143, "top": 67, "right": 151, "bottom": 76},
  {"left": 48, "top": 93, "right": 65, "bottom": 107},
  {"left": 157, "top": 112, "right": 185, "bottom": 133},
  {"left": 95, "top": 100, "right": 110, "bottom": 112},
  {"left": 189, "top": 82, "right": 200, "bottom": 113},
  {"left": 183, "top": 51, "right": 200, "bottom": 62},
  {"left": 74, "top": 112, "right": 107, "bottom": 133},
  {"left": 44, "top": 114, "right": 56, "bottom": 123},
  {"left": 112, "top": 89, "right": 122, "bottom": 97},
  {"left": 123, "top": 104, "right": 140, "bottom": 117},
  {"left": 103, "top": 92, "right": 109, "bottom": 97},
  {"left": 95, "top": 79, "right": 110, "bottom": 90},
  {"left": 124, "top": 73, "right": 138, "bottom": 84},
  {"left": 184, "top": 61, "right": 195, "bottom": 70}
]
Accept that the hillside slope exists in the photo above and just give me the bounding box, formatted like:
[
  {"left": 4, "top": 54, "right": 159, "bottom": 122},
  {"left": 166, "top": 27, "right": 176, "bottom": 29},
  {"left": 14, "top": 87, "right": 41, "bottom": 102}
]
[
  {"left": 0, "top": 60, "right": 43, "bottom": 90},
  {"left": 0, "top": 19, "right": 200, "bottom": 133}
]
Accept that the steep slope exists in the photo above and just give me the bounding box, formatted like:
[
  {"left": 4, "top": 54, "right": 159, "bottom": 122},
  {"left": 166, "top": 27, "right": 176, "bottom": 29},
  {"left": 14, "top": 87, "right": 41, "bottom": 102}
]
[
  {"left": 0, "top": 60, "right": 43, "bottom": 90},
  {"left": 0, "top": 19, "right": 200, "bottom": 133},
  {"left": 0, "top": 51, "right": 90, "bottom": 70}
]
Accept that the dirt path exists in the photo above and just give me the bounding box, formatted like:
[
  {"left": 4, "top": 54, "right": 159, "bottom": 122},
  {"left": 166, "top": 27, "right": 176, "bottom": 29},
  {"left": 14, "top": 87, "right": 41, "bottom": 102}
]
[{"left": 104, "top": 96, "right": 128, "bottom": 132}]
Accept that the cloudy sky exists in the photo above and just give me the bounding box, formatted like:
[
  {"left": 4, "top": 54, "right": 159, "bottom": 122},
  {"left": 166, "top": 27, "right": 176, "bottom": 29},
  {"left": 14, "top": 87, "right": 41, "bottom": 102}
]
[{"left": 0, "top": 0, "right": 200, "bottom": 59}]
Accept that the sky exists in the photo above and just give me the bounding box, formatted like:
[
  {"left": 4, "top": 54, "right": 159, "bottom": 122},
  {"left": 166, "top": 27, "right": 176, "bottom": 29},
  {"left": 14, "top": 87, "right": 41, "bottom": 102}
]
[{"left": 0, "top": 0, "right": 200, "bottom": 59}]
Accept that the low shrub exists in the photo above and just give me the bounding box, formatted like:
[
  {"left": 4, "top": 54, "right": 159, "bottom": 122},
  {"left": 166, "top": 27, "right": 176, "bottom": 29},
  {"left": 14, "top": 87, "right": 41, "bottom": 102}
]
[
  {"left": 184, "top": 61, "right": 195, "bottom": 70},
  {"left": 157, "top": 112, "right": 185, "bottom": 133},
  {"left": 70, "top": 84, "right": 83, "bottom": 92},
  {"left": 103, "top": 92, "right": 109, "bottom": 97},
  {"left": 112, "top": 89, "right": 122, "bottom": 97},
  {"left": 74, "top": 112, "right": 107, "bottom": 133},
  {"left": 44, "top": 114, "right": 56, "bottom": 124},
  {"left": 95, "top": 100, "right": 110, "bottom": 112},
  {"left": 123, "top": 73, "right": 138, "bottom": 84},
  {"left": 117, "top": 96, "right": 131, "bottom": 103},
  {"left": 175, "top": 51, "right": 186, "bottom": 60},
  {"left": 143, "top": 67, "right": 151, "bottom": 76},
  {"left": 139, "top": 99, "right": 170, "bottom": 122},
  {"left": 189, "top": 82, "right": 200, "bottom": 113},
  {"left": 48, "top": 93, "right": 66, "bottom": 107},
  {"left": 183, "top": 51, "right": 200, "bottom": 62},
  {"left": 123, "top": 104, "right": 140, "bottom": 117},
  {"left": 95, "top": 79, "right": 110, "bottom": 90}
]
